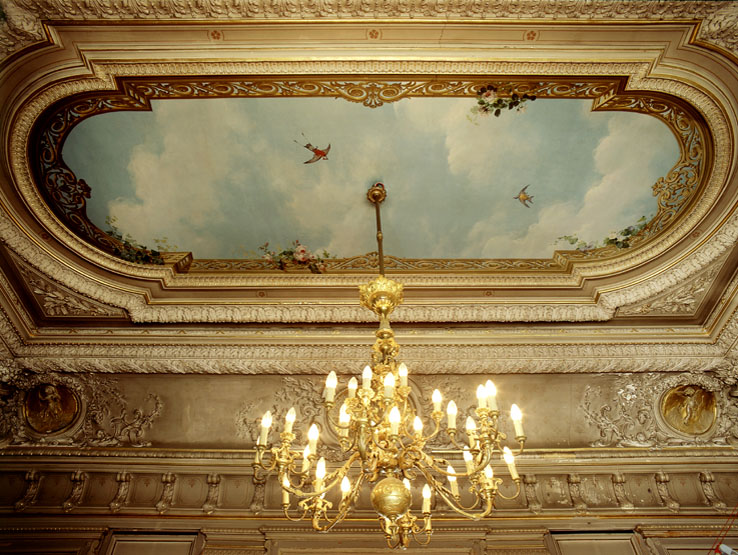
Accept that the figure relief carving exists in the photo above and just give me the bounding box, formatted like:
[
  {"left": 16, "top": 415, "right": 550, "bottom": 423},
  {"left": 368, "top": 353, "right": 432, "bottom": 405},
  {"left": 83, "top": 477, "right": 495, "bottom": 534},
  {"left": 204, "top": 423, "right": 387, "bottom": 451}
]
[
  {"left": 0, "top": 369, "right": 162, "bottom": 447},
  {"left": 582, "top": 372, "right": 738, "bottom": 447}
]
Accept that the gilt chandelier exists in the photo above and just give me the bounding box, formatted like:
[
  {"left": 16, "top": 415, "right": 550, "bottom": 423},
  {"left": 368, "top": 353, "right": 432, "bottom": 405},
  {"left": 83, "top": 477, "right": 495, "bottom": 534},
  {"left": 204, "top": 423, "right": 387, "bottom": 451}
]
[{"left": 252, "top": 183, "right": 526, "bottom": 548}]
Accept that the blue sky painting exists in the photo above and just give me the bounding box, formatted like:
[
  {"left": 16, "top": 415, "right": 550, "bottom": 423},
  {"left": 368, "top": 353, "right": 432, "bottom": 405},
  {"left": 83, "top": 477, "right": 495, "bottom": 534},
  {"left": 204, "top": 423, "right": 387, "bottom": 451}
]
[{"left": 62, "top": 95, "right": 680, "bottom": 260}]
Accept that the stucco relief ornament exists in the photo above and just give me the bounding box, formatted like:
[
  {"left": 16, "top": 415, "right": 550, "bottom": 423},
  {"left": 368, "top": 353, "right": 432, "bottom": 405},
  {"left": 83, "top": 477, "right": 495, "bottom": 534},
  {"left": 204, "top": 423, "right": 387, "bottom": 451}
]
[
  {"left": 0, "top": 370, "right": 162, "bottom": 447},
  {"left": 582, "top": 372, "right": 738, "bottom": 447}
]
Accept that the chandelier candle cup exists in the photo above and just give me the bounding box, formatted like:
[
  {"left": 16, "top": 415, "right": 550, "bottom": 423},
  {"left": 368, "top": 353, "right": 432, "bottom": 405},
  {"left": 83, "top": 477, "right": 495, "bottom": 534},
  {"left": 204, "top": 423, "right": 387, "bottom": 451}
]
[{"left": 248, "top": 184, "right": 527, "bottom": 549}]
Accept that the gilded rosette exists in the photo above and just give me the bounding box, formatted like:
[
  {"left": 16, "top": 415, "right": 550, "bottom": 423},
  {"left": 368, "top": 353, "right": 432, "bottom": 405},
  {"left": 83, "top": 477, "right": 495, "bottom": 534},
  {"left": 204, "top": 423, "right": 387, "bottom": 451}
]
[{"left": 359, "top": 275, "right": 404, "bottom": 318}]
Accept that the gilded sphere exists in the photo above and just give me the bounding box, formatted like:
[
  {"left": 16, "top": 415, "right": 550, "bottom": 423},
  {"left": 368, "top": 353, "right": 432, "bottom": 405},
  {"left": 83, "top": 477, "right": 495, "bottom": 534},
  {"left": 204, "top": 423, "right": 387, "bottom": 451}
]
[{"left": 371, "top": 477, "right": 412, "bottom": 519}]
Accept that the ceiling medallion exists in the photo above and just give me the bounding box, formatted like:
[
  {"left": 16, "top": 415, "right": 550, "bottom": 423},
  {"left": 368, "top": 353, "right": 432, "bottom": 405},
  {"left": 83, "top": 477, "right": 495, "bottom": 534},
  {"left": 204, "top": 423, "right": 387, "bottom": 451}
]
[{"left": 251, "top": 184, "right": 526, "bottom": 548}]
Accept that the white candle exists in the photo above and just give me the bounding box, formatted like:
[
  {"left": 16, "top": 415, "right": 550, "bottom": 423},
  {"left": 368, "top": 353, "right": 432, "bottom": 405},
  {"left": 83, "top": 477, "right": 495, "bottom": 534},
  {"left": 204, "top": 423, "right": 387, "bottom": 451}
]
[
  {"left": 259, "top": 410, "right": 272, "bottom": 446},
  {"left": 432, "top": 389, "right": 442, "bottom": 412},
  {"left": 413, "top": 416, "right": 423, "bottom": 437},
  {"left": 476, "top": 384, "right": 487, "bottom": 409},
  {"left": 503, "top": 446, "right": 519, "bottom": 480},
  {"left": 301, "top": 445, "right": 310, "bottom": 473},
  {"left": 348, "top": 377, "right": 358, "bottom": 398},
  {"left": 341, "top": 476, "right": 351, "bottom": 498},
  {"left": 389, "top": 406, "right": 401, "bottom": 435},
  {"left": 315, "top": 457, "right": 326, "bottom": 491},
  {"left": 307, "top": 423, "right": 319, "bottom": 454},
  {"left": 384, "top": 372, "right": 395, "bottom": 399},
  {"left": 422, "top": 484, "right": 431, "bottom": 513},
  {"left": 282, "top": 475, "right": 290, "bottom": 505},
  {"left": 463, "top": 447, "right": 474, "bottom": 475},
  {"left": 362, "top": 365, "right": 372, "bottom": 391},
  {"left": 465, "top": 416, "right": 477, "bottom": 449},
  {"left": 485, "top": 380, "right": 498, "bottom": 411},
  {"left": 447, "top": 400, "right": 457, "bottom": 429},
  {"left": 339, "top": 403, "right": 350, "bottom": 437},
  {"left": 403, "top": 478, "right": 411, "bottom": 491},
  {"left": 483, "top": 465, "right": 494, "bottom": 487},
  {"left": 398, "top": 363, "right": 408, "bottom": 386},
  {"left": 447, "top": 465, "right": 459, "bottom": 497},
  {"left": 284, "top": 407, "right": 296, "bottom": 434},
  {"left": 324, "top": 371, "right": 337, "bottom": 403},
  {"left": 511, "top": 404, "right": 524, "bottom": 437}
]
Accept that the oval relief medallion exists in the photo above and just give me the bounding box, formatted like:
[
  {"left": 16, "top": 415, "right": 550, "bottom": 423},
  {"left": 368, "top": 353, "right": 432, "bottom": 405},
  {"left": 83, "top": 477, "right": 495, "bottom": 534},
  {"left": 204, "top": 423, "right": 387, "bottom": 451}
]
[
  {"left": 23, "top": 383, "right": 80, "bottom": 434},
  {"left": 659, "top": 384, "right": 716, "bottom": 436}
]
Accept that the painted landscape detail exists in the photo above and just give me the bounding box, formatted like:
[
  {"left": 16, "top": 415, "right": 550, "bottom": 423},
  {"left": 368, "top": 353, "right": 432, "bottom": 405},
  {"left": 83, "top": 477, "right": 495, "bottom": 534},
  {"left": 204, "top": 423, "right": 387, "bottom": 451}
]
[{"left": 62, "top": 95, "right": 679, "bottom": 261}]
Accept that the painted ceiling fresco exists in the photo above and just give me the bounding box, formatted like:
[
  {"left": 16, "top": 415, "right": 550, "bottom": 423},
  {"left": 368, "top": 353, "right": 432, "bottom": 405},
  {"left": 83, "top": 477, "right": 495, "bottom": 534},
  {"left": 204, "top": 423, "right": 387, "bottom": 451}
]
[{"left": 61, "top": 93, "right": 679, "bottom": 261}]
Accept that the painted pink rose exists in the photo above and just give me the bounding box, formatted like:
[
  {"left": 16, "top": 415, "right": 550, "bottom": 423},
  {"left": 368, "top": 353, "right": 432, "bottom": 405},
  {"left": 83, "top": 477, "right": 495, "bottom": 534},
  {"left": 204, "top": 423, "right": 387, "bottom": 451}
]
[{"left": 294, "top": 245, "right": 310, "bottom": 262}]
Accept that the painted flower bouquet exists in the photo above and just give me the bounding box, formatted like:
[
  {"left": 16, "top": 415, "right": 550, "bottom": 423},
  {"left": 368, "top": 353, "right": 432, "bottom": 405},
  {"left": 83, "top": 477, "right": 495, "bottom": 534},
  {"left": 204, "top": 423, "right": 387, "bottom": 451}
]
[
  {"left": 556, "top": 216, "right": 650, "bottom": 253},
  {"left": 259, "top": 240, "right": 330, "bottom": 274},
  {"left": 472, "top": 85, "right": 536, "bottom": 117}
]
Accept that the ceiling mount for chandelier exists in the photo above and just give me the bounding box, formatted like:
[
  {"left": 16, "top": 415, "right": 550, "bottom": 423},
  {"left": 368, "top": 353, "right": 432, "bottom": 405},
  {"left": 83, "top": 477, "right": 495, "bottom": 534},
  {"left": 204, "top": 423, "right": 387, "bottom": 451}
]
[{"left": 252, "top": 183, "right": 526, "bottom": 548}]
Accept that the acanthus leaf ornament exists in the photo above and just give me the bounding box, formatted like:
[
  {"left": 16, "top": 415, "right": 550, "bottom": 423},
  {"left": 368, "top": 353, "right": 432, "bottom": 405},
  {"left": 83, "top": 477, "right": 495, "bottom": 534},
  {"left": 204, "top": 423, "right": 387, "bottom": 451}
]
[{"left": 250, "top": 185, "right": 526, "bottom": 548}]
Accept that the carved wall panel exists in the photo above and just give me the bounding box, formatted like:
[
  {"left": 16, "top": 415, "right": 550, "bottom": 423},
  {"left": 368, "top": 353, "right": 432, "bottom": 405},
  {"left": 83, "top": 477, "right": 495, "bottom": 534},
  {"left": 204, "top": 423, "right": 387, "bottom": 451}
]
[{"left": 0, "top": 369, "right": 162, "bottom": 448}]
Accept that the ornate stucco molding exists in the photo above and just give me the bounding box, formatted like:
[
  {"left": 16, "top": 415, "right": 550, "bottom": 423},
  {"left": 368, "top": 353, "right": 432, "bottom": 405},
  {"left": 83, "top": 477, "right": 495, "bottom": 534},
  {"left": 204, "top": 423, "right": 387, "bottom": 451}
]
[
  {"left": 3, "top": 50, "right": 735, "bottom": 323},
  {"left": 0, "top": 369, "right": 163, "bottom": 448}
]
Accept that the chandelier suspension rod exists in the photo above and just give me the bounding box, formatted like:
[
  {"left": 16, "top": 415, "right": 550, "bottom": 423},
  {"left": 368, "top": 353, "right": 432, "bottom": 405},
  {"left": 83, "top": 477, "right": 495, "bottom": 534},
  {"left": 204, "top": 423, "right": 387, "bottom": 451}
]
[{"left": 367, "top": 183, "right": 387, "bottom": 276}]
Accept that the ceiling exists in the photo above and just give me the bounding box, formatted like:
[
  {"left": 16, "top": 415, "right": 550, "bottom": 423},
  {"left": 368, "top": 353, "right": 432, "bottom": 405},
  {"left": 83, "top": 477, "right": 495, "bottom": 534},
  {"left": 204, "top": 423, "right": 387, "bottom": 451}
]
[
  {"left": 0, "top": 6, "right": 736, "bottom": 374},
  {"left": 1, "top": 1, "right": 738, "bottom": 553}
]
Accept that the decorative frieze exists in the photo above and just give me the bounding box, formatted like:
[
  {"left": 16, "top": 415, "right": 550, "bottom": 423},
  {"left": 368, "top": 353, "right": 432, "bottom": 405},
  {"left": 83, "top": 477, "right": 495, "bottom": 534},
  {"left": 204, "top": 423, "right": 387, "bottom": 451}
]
[{"left": 0, "top": 370, "right": 162, "bottom": 448}]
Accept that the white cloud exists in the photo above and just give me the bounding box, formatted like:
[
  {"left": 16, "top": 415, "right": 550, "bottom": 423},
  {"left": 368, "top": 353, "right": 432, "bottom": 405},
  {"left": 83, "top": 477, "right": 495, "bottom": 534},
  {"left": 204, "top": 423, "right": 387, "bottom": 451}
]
[
  {"left": 461, "top": 113, "right": 675, "bottom": 258},
  {"left": 108, "top": 101, "right": 252, "bottom": 256}
]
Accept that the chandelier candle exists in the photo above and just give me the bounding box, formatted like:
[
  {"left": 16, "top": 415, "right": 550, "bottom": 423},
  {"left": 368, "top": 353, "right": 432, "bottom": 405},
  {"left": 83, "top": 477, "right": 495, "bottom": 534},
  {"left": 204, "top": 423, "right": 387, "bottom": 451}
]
[{"left": 250, "top": 183, "right": 527, "bottom": 549}]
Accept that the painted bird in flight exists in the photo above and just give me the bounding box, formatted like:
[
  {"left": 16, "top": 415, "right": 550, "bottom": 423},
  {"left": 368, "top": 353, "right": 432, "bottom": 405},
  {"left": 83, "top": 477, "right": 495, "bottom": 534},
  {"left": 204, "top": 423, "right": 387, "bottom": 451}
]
[
  {"left": 514, "top": 185, "right": 534, "bottom": 207},
  {"left": 295, "top": 134, "right": 331, "bottom": 164}
]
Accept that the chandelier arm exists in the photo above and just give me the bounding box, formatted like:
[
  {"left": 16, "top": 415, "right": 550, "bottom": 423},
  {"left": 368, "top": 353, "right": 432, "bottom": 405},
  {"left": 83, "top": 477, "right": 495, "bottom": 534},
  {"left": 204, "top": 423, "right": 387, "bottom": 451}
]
[
  {"left": 417, "top": 465, "right": 494, "bottom": 519},
  {"left": 494, "top": 478, "right": 522, "bottom": 500},
  {"left": 319, "top": 471, "right": 367, "bottom": 533},
  {"left": 279, "top": 451, "right": 361, "bottom": 499},
  {"left": 411, "top": 517, "right": 433, "bottom": 545},
  {"left": 282, "top": 503, "right": 311, "bottom": 522}
]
